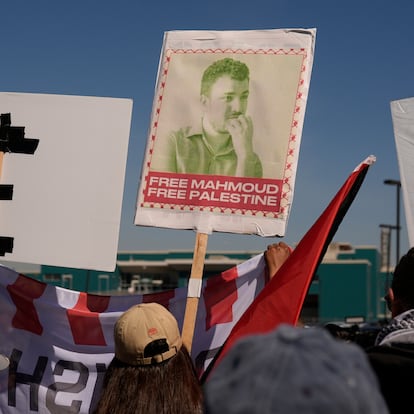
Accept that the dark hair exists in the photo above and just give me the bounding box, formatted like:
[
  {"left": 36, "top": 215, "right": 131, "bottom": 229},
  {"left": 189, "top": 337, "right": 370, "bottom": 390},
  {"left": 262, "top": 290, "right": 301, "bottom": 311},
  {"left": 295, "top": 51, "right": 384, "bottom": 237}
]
[
  {"left": 392, "top": 247, "right": 414, "bottom": 310},
  {"left": 200, "top": 57, "right": 249, "bottom": 96},
  {"left": 93, "top": 346, "right": 203, "bottom": 414}
]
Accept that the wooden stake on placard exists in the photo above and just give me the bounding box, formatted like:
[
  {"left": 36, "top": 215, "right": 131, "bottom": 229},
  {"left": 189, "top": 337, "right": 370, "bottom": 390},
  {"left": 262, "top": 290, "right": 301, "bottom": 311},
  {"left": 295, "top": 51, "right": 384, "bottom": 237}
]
[{"left": 181, "top": 232, "right": 208, "bottom": 352}]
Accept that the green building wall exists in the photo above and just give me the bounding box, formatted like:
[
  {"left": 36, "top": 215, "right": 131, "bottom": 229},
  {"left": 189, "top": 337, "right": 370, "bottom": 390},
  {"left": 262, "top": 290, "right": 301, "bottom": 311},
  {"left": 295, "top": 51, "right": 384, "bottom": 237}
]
[
  {"left": 24, "top": 265, "right": 121, "bottom": 294},
  {"left": 317, "top": 261, "right": 371, "bottom": 324}
]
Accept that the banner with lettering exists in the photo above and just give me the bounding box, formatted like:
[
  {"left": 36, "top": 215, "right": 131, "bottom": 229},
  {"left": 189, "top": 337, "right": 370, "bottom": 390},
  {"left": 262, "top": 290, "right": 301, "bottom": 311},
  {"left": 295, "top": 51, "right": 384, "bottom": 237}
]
[
  {"left": 135, "top": 28, "right": 316, "bottom": 236},
  {"left": 0, "top": 255, "right": 266, "bottom": 413}
]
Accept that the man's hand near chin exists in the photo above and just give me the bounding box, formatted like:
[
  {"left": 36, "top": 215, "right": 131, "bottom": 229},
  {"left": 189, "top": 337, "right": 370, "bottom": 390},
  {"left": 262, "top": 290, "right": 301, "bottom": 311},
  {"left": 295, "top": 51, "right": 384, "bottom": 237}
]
[
  {"left": 226, "top": 114, "right": 258, "bottom": 176},
  {"left": 226, "top": 114, "right": 254, "bottom": 154}
]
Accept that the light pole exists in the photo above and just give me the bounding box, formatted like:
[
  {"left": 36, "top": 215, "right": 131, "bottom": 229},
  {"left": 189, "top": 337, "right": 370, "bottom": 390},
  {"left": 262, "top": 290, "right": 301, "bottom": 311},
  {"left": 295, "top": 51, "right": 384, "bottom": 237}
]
[
  {"left": 384, "top": 179, "right": 401, "bottom": 265},
  {"left": 379, "top": 224, "right": 397, "bottom": 291}
]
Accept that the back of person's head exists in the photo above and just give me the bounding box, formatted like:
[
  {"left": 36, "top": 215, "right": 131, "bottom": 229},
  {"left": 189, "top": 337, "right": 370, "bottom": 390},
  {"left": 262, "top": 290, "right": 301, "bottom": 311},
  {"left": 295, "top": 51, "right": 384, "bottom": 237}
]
[
  {"left": 93, "top": 303, "right": 203, "bottom": 414},
  {"left": 204, "top": 324, "right": 388, "bottom": 414},
  {"left": 114, "top": 302, "right": 182, "bottom": 365},
  {"left": 391, "top": 247, "right": 414, "bottom": 311}
]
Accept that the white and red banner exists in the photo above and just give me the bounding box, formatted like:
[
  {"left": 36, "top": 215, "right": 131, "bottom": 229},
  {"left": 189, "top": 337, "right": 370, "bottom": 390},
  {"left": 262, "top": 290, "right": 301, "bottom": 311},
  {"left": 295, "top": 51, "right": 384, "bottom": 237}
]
[
  {"left": 135, "top": 29, "right": 316, "bottom": 237},
  {"left": 0, "top": 254, "right": 267, "bottom": 413},
  {"left": 391, "top": 97, "right": 414, "bottom": 248}
]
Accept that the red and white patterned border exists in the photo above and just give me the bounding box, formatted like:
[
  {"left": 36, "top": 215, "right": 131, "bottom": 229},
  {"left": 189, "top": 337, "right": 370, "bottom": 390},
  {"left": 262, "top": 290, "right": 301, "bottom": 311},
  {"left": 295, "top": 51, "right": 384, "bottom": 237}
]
[{"left": 142, "top": 48, "right": 309, "bottom": 219}]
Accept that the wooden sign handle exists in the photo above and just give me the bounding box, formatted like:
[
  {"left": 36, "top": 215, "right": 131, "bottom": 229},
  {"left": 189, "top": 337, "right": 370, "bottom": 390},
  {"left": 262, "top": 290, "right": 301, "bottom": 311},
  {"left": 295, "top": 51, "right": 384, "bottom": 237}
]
[{"left": 181, "top": 232, "right": 208, "bottom": 352}]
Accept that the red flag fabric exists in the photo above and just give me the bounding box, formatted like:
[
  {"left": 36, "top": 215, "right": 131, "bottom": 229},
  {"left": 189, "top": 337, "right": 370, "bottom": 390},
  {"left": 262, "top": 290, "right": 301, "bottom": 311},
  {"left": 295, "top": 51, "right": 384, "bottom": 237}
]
[{"left": 202, "top": 155, "right": 375, "bottom": 382}]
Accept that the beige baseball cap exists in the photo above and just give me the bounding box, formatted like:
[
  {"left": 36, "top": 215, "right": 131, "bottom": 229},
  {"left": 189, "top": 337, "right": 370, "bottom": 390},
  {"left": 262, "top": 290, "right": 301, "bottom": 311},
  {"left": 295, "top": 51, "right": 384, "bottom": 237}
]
[{"left": 114, "top": 302, "right": 182, "bottom": 365}]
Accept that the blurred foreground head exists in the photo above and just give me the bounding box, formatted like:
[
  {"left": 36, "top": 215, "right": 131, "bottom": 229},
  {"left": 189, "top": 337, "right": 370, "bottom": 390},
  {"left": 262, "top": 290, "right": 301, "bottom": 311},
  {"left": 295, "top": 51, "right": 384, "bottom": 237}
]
[{"left": 204, "top": 324, "right": 388, "bottom": 414}]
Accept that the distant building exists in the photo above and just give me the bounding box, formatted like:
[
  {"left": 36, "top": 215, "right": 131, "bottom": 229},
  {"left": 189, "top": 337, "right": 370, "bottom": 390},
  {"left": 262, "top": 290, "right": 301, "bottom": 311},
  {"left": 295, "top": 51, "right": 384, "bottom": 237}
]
[
  {"left": 1, "top": 242, "right": 390, "bottom": 324},
  {"left": 303, "top": 242, "right": 388, "bottom": 325}
]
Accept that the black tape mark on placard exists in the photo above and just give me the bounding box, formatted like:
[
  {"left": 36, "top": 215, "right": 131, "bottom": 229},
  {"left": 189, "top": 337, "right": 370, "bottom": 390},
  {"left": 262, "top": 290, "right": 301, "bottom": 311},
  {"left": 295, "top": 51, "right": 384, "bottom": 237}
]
[
  {"left": 0, "top": 237, "right": 13, "bottom": 255},
  {"left": 0, "top": 113, "right": 40, "bottom": 255},
  {"left": 0, "top": 184, "right": 13, "bottom": 200},
  {"left": 0, "top": 113, "right": 39, "bottom": 154}
]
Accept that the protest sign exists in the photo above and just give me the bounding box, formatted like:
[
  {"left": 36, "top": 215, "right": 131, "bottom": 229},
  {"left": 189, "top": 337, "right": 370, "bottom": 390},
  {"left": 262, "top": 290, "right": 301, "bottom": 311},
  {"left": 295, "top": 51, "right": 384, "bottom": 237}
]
[
  {"left": 391, "top": 97, "right": 414, "bottom": 248},
  {"left": 0, "top": 93, "right": 132, "bottom": 271},
  {"left": 135, "top": 28, "right": 316, "bottom": 237}
]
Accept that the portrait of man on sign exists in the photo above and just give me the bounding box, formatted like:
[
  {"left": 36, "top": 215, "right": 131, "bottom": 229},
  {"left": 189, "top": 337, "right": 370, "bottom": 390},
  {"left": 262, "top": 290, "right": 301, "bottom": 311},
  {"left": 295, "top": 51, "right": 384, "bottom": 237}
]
[
  {"left": 151, "top": 57, "right": 263, "bottom": 178},
  {"left": 136, "top": 29, "right": 315, "bottom": 235}
]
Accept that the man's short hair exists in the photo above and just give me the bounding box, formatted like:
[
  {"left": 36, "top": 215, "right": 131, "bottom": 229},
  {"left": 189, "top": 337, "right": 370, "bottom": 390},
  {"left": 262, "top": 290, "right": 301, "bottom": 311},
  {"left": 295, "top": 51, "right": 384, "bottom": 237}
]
[
  {"left": 392, "top": 247, "right": 414, "bottom": 309},
  {"left": 201, "top": 57, "right": 249, "bottom": 96}
]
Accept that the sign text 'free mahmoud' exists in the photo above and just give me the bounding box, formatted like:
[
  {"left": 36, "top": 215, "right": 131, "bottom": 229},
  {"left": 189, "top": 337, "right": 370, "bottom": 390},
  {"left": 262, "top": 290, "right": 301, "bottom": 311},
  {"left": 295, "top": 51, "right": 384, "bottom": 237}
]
[{"left": 142, "top": 172, "right": 282, "bottom": 213}]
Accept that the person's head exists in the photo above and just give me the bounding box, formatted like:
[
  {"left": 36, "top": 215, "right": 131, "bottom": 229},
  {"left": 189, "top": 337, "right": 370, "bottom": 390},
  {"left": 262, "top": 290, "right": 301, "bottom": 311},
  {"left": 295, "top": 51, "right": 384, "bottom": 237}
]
[
  {"left": 387, "top": 247, "right": 414, "bottom": 317},
  {"left": 114, "top": 302, "right": 182, "bottom": 365},
  {"left": 200, "top": 57, "right": 250, "bottom": 133},
  {"left": 93, "top": 303, "right": 203, "bottom": 414},
  {"left": 204, "top": 324, "right": 388, "bottom": 414}
]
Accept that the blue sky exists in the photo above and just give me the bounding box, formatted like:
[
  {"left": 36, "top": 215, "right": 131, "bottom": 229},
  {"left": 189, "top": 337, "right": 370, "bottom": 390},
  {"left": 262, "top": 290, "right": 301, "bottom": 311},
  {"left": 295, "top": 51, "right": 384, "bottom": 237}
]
[{"left": 2, "top": 1, "right": 413, "bottom": 264}]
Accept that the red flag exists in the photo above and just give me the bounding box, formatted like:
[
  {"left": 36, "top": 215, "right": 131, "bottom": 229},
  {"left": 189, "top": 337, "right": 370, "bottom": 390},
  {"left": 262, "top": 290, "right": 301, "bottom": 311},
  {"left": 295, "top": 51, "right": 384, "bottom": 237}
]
[{"left": 202, "top": 155, "right": 375, "bottom": 382}]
